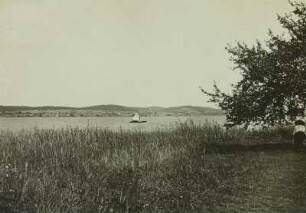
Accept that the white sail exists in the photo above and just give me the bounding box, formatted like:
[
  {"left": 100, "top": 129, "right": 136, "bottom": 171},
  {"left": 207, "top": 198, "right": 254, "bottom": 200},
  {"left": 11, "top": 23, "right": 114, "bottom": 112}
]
[{"left": 132, "top": 113, "right": 140, "bottom": 122}]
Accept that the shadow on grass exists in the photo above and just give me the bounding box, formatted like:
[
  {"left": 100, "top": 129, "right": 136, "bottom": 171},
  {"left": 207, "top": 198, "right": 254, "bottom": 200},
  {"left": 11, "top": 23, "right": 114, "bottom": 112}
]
[{"left": 207, "top": 142, "right": 306, "bottom": 154}]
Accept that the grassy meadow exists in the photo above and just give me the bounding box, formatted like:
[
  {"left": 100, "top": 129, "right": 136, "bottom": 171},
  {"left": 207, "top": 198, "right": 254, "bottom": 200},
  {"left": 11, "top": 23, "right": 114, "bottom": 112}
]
[{"left": 1, "top": 121, "right": 305, "bottom": 212}]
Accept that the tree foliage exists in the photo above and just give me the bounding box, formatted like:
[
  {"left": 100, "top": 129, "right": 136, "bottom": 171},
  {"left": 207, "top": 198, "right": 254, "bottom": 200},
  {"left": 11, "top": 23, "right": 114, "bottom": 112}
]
[{"left": 202, "top": 1, "right": 306, "bottom": 128}]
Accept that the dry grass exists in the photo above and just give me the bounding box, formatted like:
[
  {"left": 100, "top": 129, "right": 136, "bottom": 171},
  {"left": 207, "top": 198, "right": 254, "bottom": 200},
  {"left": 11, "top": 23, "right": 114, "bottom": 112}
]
[{"left": 0, "top": 121, "right": 303, "bottom": 212}]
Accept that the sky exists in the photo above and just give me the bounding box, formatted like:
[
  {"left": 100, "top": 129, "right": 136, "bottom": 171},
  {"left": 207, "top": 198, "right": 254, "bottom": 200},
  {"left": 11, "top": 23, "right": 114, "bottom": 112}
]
[{"left": 0, "top": 0, "right": 294, "bottom": 107}]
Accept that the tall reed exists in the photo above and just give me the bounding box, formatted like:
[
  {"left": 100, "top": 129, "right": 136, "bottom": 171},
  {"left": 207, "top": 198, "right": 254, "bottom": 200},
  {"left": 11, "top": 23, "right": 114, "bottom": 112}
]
[{"left": 0, "top": 121, "right": 291, "bottom": 212}]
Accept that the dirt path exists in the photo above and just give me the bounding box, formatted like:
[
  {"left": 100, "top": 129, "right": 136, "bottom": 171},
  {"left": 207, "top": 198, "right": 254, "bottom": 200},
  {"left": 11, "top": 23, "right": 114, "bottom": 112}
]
[{"left": 238, "top": 149, "right": 306, "bottom": 212}]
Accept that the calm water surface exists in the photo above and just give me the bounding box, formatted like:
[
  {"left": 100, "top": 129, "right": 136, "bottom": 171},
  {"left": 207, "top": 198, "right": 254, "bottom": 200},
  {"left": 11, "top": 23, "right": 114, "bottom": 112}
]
[{"left": 0, "top": 116, "right": 226, "bottom": 132}]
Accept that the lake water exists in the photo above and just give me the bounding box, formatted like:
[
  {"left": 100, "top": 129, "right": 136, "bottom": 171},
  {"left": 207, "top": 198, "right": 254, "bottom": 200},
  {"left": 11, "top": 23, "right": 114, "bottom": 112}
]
[{"left": 0, "top": 115, "right": 226, "bottom": 132}]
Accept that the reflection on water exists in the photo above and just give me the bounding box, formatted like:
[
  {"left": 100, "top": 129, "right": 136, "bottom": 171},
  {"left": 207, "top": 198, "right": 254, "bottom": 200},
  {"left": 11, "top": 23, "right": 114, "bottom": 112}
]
[{"left": 0, "top": 116, "right": 226, "bottom": 132}]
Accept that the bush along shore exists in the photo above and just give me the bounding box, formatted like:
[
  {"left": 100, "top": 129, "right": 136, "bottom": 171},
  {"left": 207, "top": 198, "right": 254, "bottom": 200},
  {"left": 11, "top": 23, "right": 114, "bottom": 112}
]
[{"left": 0, "top": 121, "right": 302, "bottom": 213}]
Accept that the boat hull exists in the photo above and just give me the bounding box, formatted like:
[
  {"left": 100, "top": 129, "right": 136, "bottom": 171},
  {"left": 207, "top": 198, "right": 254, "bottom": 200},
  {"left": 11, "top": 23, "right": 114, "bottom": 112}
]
[{"left": 129, "top": 120, "right": 147, "bottom": 123}]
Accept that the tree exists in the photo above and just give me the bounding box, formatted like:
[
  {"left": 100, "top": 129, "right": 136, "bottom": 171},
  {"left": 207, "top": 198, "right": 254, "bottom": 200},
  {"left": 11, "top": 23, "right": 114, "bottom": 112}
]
[{"left": 202, "top": 1, "right": 306, "bottom": 128}]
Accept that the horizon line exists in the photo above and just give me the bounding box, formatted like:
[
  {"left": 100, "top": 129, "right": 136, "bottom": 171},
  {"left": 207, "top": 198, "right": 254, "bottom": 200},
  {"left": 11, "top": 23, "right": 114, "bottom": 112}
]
[{"left": 0, "top": 103, "right": 220, "bottom": 109}]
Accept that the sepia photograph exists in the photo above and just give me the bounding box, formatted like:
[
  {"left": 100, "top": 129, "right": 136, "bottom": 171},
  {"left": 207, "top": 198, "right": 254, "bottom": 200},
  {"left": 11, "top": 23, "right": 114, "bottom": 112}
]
[{"left": 0, "top": 0, "right": 306, "bottom": 212}]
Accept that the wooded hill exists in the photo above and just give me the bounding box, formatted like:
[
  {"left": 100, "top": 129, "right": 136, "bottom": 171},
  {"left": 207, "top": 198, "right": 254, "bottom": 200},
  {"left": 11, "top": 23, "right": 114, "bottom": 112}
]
[{"left": 0, "top": 105, "right": 224, "bottom": 117}]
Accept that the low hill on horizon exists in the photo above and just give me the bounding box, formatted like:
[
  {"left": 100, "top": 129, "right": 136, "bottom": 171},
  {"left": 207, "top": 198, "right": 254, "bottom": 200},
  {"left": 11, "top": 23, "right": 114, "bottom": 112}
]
[{"left": 0, "top": 104, "right": 225, "bottom": 117}]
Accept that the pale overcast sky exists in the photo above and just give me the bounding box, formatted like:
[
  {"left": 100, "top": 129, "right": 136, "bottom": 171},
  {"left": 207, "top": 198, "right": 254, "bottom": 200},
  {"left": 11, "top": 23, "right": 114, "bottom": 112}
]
[{"left": 0, "top": 0, "right": 293, "bottom": 107}]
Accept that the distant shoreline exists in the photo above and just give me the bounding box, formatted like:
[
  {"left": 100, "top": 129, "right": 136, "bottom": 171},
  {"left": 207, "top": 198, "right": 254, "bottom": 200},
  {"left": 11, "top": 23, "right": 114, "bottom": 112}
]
[{"left": 0, "top": 105, "right": 225, "bottom": 118}]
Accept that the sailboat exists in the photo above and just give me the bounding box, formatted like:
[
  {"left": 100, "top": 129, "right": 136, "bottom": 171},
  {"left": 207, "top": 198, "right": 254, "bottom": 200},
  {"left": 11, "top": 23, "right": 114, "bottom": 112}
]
[{"left": 129, "top": 112, "right": 147, "bottom": 123}]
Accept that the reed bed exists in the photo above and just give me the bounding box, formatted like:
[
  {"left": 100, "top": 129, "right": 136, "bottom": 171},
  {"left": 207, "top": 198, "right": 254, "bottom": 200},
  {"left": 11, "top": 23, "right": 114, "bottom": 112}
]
[{"left": 0, "top": 121, "right": 292, "bottom": 212}]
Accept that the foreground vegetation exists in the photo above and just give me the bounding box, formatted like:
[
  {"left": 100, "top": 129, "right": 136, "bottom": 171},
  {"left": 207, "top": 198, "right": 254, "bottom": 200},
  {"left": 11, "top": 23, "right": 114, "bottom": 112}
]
[{"left": 0, "top": 121, "right": 304, "bottom": 212}]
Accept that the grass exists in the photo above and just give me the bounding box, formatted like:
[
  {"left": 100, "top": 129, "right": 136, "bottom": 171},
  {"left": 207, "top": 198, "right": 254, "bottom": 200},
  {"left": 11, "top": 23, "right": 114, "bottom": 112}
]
[{"left": 0, "top": 121, "right": 305, "bottom": 212}]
